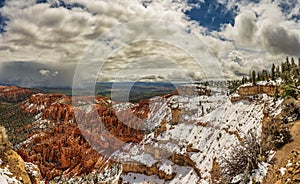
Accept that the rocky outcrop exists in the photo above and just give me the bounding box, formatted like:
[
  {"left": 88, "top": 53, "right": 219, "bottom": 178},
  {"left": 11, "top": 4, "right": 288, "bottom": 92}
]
[
  {"left": 0, "top": 126, "right": 40, "bottom": 184},
  {"left": 170, "top": 153, "right": 202, "bottom": 180},
  {"left": 76, "top": 104, "right": 145, "bottom": 147},
  {"left": 222, "top": 127, "right": 243, "bottom": 143},
  {"left": 122, "top": 162, "right": 176, "bottom": 181},
  {"left": 17, "top": 123, "right": 113, "bottom": 180},
  {"left": 230, "top": 94, "right": 253, "bottom": 103},
  {"left": 18, "top": 93, "right": 147, "bottom": 181},
  {"left": 230, "top": 84, "right": 277, "bottom": 102},
  {"left": 171, "top": 108, "right": 181, "bottom": 125},
  {"left": 0, "top": 86, "right": 37, "bottom": 102},
  {"left": 25, "top": 162, "right": 41, "bottom": 184},
  {"left": 186, "top": 144, "right": 200, "bottom": 153},
  {"left": 21, "top": 94, "right": 69, "bottom": 114},
  {"left": 42, "top": 103, "right": 74, "bottom": 123},
  {"left": 263, "top": 120, "right": 300, "bottom": 184},
  {"left": 177, "top": 85, "right": 211, "bottom": 96},
  {"left": 266, "top": 150, "right": 300, "bottom": 184},
  {"left": 237, "top": 85, "right": 276, "bottom": 96},
  {"left": 154, "top": 119, "right": 167, "bottom": 138},
  {"left": 210, "top": 158, "right": 223, "bottom": 184},
  {"left": 0, "top": 149, "right": 32, "bottom": 184}
]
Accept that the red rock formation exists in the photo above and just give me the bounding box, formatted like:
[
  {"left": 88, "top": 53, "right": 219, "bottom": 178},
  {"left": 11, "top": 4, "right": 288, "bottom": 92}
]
[
  {"left": 170, "top": 153, "right": 202, "bottom": 179},
  {"left": 177, "top": 85, "right": 211, "bottom": 96},
  {"left": 230, "top": 84, "right": 277, "bottom": 102},
  {"left": 230, "top": 95, "right": 253, "bottom": 103},
  {"left": 75, "top": 103, "right": 145, "bottom": 148},
  {"left": 18, "top": 123, "right": 114, "bottom": 180},
  {"left": 0, "top": 85, "right": 37, "bottom": 102},
  {"left": 18, "top": 93, "right": 148, "bottom": 181},
  {"left": 237, "top": 85, "right": 276, "bottom": 96},
  {"left": 122, "top": 162, "right": 176, "bottom": 181}
]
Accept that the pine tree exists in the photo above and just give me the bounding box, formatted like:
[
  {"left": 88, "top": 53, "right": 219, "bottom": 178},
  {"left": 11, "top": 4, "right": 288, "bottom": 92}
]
[
  {"left": 242, "top": 76, "right": 245, "bottom": 84},
  {"left": 271, "top": 63, "right": 275, "bottom": 80},
  {"left": 262, "top": 70, "right": 268, "bottom": 81},
  {"left": 291, "top": 57, "right": 296, "bottom": 68},
  {"left": 276, "top": 66, "right": 280, "bottom": 78},
  {"left": 252, "top": 71, "right": 256, "bottom": 84},
  {"left": 281, "top": 62, "right": 285, "bottom": 73},
  {"left": 286, "top": 57, "right": 291, "bottom": 72},
  {"left": 257, "top": 72, "right": 261, "bottom": 81}
]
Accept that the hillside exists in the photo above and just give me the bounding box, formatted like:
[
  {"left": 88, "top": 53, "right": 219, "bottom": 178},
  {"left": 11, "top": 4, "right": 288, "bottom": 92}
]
[{"left": 0, "top": 73, "right": 299, "bottom": 183}]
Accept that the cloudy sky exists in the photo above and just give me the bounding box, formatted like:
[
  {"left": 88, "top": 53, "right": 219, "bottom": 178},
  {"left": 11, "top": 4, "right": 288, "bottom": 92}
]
[{"left": 0, "top": 0, "right": 299, "bottom": 87}]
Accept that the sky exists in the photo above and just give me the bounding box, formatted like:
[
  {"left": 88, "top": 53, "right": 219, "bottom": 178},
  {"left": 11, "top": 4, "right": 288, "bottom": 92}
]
[{"left": 0, "top": 0, "right": 300, "bottom": 87}]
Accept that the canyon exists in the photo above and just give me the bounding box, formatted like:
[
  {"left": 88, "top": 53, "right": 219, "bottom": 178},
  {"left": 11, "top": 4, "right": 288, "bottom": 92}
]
[{"left": 0, "top": 83, "right": 297, "bottom": 183}]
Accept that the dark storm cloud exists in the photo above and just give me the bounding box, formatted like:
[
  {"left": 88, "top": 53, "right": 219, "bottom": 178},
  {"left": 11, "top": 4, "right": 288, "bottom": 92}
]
[{"left": 0, "top": 61, "right": 76, "bottom": 88}]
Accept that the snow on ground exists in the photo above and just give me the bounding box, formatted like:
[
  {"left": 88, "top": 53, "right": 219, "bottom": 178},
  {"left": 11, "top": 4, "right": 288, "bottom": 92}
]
[
  {"left": 0, "top": 166, "right": 22, "bottom": 184},
  {"left": 240, "top": 79, "right": 281, "bottom": 88},
  {"left": 114, "top": 84, "right": 282, "bottom": 183}
]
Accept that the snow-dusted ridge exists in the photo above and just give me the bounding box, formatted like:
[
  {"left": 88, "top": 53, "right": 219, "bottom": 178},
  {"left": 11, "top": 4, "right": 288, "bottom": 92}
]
[{"left": 114, "top": 84, "right": 283, "bottom": 184}]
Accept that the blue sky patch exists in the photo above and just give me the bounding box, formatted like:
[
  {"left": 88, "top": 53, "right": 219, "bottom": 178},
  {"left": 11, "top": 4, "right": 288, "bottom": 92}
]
[
  {"left": 36, "top": 0, "right": 85, "bottom": 10},
  {"left": 278, "top": 0, "right": 300, "bottom": 21},
  {"left": 185, "top": 0, "right": 237, "bottom": 31},
  {"left": 0, "top": 0, "right": 6, "bottom": 33}
]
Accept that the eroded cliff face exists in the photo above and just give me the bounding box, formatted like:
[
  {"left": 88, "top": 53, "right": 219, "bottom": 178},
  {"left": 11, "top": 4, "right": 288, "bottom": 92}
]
[
  {"left": 17, "top": 123, "right": 111, "bottom": 180},
  {"left": 0, "top": 84, "right": 281, "bottom": 183},
  {"left": 231, "top": 84, "right": 277, "bottom": 103},
  {"left": 17, "top": 93, "right": 149, "bottom": 181},
  {"left": 0, "top": 126, "right": 41, "bottom": 184},
  {"left": 0, "top": 85, "right": 37, "bottom": 102},
  {"left": 1, "top": 148, "right": 33, "bottom": 184},
  {"left": 121, "top": 162, "right": 176, "bottom": 181},
  {"left": 238, "top": 85, "right": 276, "bottom": 96},
  {"left": 273, "top": 150, "right": 300, "bottom": 184}
]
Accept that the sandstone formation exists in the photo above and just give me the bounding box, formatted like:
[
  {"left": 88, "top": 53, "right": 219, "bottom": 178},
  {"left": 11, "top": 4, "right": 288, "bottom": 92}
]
[
  {"left": 177, "top": 85, "right": 212, "bottom": 96},
  {"left": 154, "top": 118, "right": 167, "bottom": 138},
  {"left": 230, "top": 94, "right": 253, "bottom": 103},
  {"left": 0, "top": 149, "right": 32, "bottom": 183},
  {"left": 210, "top": 158, "right": 223, "bottom": 184},
  {"left": 237, "top": 85, "right": 276, "bottom": 96},
  {"left": 18, "top": 93, "right": 148, "bottom": 181},
  {"left": 170, "top": 153, "right": 202, "bottom": 180},
  {"left": 0, "top": 126, "right": 40, "bottom": 184},
  {"left": 230, "top": 84, "right": 277, "bottom": 102},
  {"left": 17, "top": 122, "right": 113, "bottom": 180},
  {"left": 0, "top": 85, "right": 37, "bottom": 102},
  {"left": 122, "top": 162, "right": 176, "bottom": 181}
]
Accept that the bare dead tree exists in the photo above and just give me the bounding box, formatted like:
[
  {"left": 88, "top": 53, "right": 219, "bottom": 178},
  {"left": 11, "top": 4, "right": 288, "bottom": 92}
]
[{"left": 220, "top": 130, "right": 263, "bottom": 184}]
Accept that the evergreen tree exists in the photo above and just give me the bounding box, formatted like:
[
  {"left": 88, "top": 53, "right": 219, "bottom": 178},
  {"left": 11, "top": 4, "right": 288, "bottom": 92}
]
[
  {"left": 276, "top": 66, "right": 280, "bottom": 78},
  {"left": 291, "top": 57, "right": 296, "bottom": 68},
  {"left": 286, "top": 57, "right": 291, "bottom": 72},
  {"left": 281, "top": 62, "right": 285, "bottom": 73},
  {"left": 252, "top": 70, "right": 256, "bottom": 84},
  {"left": 242, "top": 76, "right": 246, "bottom": 84},
  {"left": 257, "top": 72, "right": 261, "bottom": 81},
  {"left": 273, "top": 86, "right": 280, "bottom": 101},
  {"left": 271, "top": 63, "right": 275, "bottom": 80},
  {"left": 262, "top": 70, "right": 268, "bottom": 81}
]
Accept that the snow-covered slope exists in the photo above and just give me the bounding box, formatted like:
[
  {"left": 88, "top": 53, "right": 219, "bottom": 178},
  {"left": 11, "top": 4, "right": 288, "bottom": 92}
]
[
  {"left": 115, "top": 85, "right": 282, "bottom": 184},
  {"left": 16, "top": 84, "right": 283, "bottom": 183}
]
